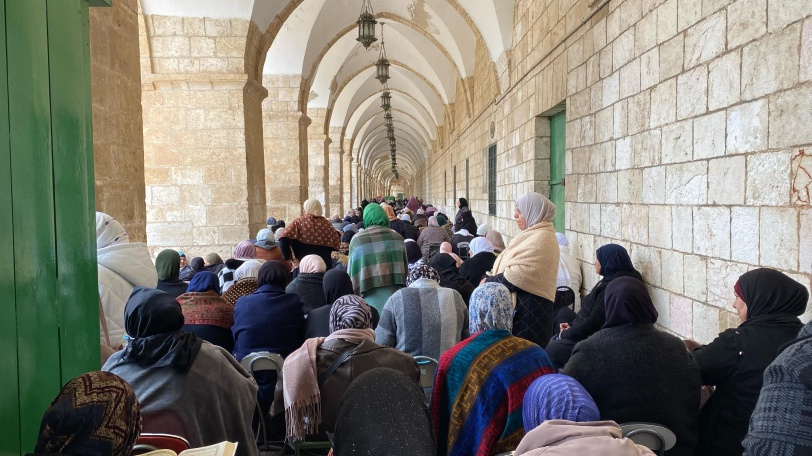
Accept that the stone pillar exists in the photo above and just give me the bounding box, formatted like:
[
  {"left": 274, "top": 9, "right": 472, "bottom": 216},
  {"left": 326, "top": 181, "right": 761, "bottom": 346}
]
[
  {"left": 90, "top": 0, "right": 146, "bottom": 241},
  {"left": 140, "top": 15, "right": 267, "bottom": 259},
  {"left": 307, "top": 108, "right": 329, "bottom": 213},
  {"left": 328, "top": 126, "right": 343, "bottom": 215},
  {"left": 262, "top": 75, "right": 307, "bottom": 222},
  {"left": 343, "top": 149, "right": 353, "bottom": 211}
]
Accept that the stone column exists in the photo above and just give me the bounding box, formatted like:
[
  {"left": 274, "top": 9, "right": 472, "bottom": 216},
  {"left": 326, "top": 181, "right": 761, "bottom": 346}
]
[
  {"left": 307, "top": 108, "right": 329, "bottom": 213},
  {"left": 343, "top": 148, "right": 353, "bottom": 211},
  {"left": 140, "top": 15, "right": 267, "bottom": 258},
  {"left": 90, "top": 0, "right": 146, "bottom": 241},
  {"left": 328, "top": 126, "right": 343, "bottom": 215}
]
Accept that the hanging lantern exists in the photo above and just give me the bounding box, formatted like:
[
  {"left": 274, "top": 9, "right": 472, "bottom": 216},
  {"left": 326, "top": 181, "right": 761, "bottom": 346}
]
[
  {"left": 356, "top": 0, "right": 377, "bottom": 48},
  {"left": 387, "top": 129, "right": 395, "bottom": 141},
  {"left": 380, "top": 89, "right": 391, "bottom": 111},
  {"left": 384, "top": 111, "right": 393, "bottom": 127},
  {"left": 375, "top": 23, "right": 390, "bottom": 84}
]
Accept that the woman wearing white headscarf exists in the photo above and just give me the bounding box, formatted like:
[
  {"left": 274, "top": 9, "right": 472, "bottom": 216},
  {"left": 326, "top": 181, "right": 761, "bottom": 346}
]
[
  {"left": 221, "top": 259, "right": 265, "bottom": 306},
  {"left": 96, "top": 212, "right": 158, "bottom": 348},
  {"left": 485, "top": 192, "right": 559, "bottom": 348},
  {"left": 459, "top": 237, "right": 497, "bottom": 286},
  {"left": 556, "top": 233, "right": 582, "bottom": 311}
]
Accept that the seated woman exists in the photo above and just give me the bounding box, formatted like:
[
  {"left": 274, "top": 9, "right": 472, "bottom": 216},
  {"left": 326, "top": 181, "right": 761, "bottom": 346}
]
[
  {"left": 562, "top": 277, "right": 700, "bottom": 456},
  {"left": 277, "top": 198, "right": 340, "bottom": 271},
  {"left": 522, "top": 374, "right": 600, "bottom": 433},
  {"left": 222, "top": 259, "right": 263, "bottom": 306},
  {"left": 430, "top": 252, "right": 475, "bottom": 305},
  {"left": 219, "top": 241, "right": 257, "bottom": 293},
  {"left": 405, "top": 239, "right": 424, "bottom": 271},
  {"left": 431, "top": 282, "right": 554, "bottom": 456},
  {"left": 280, "top": 295, "right": 419, "bottom": 441},
  {"left": 203, "top": 252, "right": 225, "bottom": 275},
  {"left": 285, "top": 255, "right": 327, "bottom": 314},
  {"left": 103, "top": 287, "right": 258, "bottom": 456},
  {"left": 178, "top": 271, "right": 235, "bottom": 352},
  {"left": 333, "top": 368, "right": 435, "bottom": 456},
  {"left": 155, "top": 249, "right": 189, "bottom": 298},
  {"left": 32, "top": 371, "right": 141, "bottom": 456},
  {"left": 459, "top": 237, "right": 497, "bottom": 286},
  {"left": 376, "top": 264, "right": 468, "bottom": 360},
  {"left": 545, "top": 243, "right": 641, "bottom": 369},
  {"left": 691, "top": 268, "right": 808, "bottom": 456},
  {"left": 485, "top": 192, "right": 560, "bottom": 348},
  {"left": 305, "top": 268, "right": 381, "bottom": 338},
  {"left": 416, "top": 216, "right": 451, "bottom": 260},
  {"left": 232, "top": 261, "right": 304, "bottom": 412},
  {"left": 555, "top": 233, "right": 582, "bottom": 311},
  {"left": 485, "top": 229, "right": 506, "bottom": 254},
  {"left": 254, "top": 228, "right": 285, "bottom": 263}
]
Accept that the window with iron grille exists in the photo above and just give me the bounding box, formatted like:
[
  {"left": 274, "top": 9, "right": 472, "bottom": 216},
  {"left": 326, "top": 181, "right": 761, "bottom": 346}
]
[{"left": 488, "top": 144, "right": 496, "bottom": 215}]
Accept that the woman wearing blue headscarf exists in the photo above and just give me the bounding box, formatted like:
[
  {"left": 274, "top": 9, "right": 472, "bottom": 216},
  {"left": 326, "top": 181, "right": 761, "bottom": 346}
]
[
  {"left": 545, "top": 243, "right": 641, "bottom": 370},
  {"left": 522, "top": 374, "right": 600, "bottom": 432},
  {"left": 177, "top": 271, "right": 235, "bottom": 352}
]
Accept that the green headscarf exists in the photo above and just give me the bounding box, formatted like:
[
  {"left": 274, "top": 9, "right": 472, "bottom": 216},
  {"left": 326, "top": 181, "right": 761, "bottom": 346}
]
[
  {"left": 363, "top": 203, "right": 390, "bottom": 228},
  {"left": 436, "top": 213, "right": 448, "bottom": 227},
  {"left": 155, "top": 249, "right": 180, "bottom": 281}
]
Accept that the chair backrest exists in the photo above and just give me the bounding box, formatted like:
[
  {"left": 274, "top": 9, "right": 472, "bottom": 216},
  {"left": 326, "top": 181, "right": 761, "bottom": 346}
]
[
  {"left": 428, "top": 242, "right": 442, "bottom": 259},
  {"left": 130, "top": 433, "right": 190, "bottom": 455},
  {"left": 240, "top": 351, "right": 285, "bottom": 376},
  {"left": 621, "top": 423, "right": 676, "bottom": 456},
  {"left": 493, "top": 453, "right": 514, "bottom": 456},
  {"left": 414, "top": 356, "right": 438, "bottom": 388},
  {"left": 457, "top": 241, "right": 470, "bottom": 260}
]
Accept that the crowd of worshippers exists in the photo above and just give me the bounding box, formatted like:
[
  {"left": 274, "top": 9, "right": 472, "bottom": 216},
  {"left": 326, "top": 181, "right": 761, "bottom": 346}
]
[{"left": 31, "top": 197, "right": 811, "bottom": 456}]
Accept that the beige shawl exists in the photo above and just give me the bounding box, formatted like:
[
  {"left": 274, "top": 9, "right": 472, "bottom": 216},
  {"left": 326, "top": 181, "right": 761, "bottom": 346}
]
[{"left": 490, "top": 221, "right": 559, "bottom": 301}]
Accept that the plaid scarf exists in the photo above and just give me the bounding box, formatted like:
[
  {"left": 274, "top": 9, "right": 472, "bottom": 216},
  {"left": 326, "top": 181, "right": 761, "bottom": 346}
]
[{"left": 348, "top": 225, "right": 408, "bottom": 294}]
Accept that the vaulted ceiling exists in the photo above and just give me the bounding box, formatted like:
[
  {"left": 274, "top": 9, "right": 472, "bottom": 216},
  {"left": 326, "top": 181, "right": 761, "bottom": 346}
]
[{"left": 141, "top": 0, "right": 516, "bottom": 186}]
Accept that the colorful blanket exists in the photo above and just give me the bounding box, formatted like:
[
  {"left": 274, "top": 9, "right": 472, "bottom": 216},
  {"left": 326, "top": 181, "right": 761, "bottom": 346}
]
[
  {"left": 348, "top": 225, "right": 408, "bottom": 295},
  {"left": 431, "top": 329, "right": 554, "bottom": 456}
]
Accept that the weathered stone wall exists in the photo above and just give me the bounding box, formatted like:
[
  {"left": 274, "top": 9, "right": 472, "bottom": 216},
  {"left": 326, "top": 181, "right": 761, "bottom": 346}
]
[
  {"left": 90, "top": 0, "right": 146, "bottom": 242},
  {"left": 140, "top": 14, "right": 267, "bottom": 259},
  {"left": 415, "top": 0, "right": 812, "bottom": 342}
]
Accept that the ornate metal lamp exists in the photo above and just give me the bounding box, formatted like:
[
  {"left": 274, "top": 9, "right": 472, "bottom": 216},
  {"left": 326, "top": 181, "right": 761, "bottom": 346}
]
[
  {"left": 356, "top": 0, "right": 377, "bottom": 48},
  {"left": 380, "top": 86, "right": 391, "bottom": 110},
  {"left": 375, "top": 22, "right": 390, "bottom": 83},
  {"left": 384, "top": 111, "right": 393, "bottom": 128}
]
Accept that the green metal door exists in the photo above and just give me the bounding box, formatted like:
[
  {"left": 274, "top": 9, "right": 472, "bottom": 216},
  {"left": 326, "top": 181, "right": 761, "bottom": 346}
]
[
  {"left": 0, "top": 1, "right": 101, "bottom": 453},
  {"left": 550, "top": 111, "right": 566, "bottom": 232}
]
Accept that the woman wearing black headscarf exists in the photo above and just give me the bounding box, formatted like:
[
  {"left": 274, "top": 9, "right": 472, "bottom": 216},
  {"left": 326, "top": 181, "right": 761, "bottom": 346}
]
[
  {"left": 305, "top": 269, "right": 379, "bottom": 339},
  {"left": 232, "top": 261, "right": 304, "bottom": 412},
  {"left": 563, "top": 277, "right": 701, "bottom": 456},
  {"left": 430, "top": 253, "right": 475, "bottom": 305},
  {"left": 453, "top": 197, "right": 478, "bottom": 234},
  {"left": 103, "top": 287, "right": 258, "bottom": 456},
  {"left": 545, "top": 243, "right": 642, "bottom": 369},
  {"left": 690, "top": 268, "right": 808, "bottom": 456},
  {"left": 333, "top": 368, "right": 434, "bottom": 456}
]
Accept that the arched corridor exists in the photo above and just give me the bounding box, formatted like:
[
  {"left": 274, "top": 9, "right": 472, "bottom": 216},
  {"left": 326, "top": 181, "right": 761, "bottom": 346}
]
[{"left": 1, "top": 0, "right": 810, "bottom": 453}]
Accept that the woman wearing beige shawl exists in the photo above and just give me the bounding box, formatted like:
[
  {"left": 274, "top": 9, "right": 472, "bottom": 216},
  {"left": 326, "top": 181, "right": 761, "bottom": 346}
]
[{"left": 485, "top": 192, "right": 560, "bottom": 348}]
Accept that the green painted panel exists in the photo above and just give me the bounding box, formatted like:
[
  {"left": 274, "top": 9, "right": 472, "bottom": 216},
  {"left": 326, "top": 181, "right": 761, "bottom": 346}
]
[
  {"left": 0, "top": 0, "right": 21, "bottom": 453},
  {"left": 6, "top": 0, "right": 61, "bottom": 451},
  {"left": 48, "top": 0, "right": 100, "bottom": 380},
  {"left": 550, "top": 111, "right": 566, "bottom": 233}
]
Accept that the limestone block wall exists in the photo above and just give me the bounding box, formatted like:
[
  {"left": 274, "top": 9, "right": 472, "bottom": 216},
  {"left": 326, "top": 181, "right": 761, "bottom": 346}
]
[
  {"left": 90, "top": 0, "right": 147, "bottom": 242},
  {"left": 414, "top": 0, "right": 812, "bottom": 343},
  {"left": 140, "top": 14, "right": 267, "bottom": 259},
  {"left": 262, "top": 75, "right": 307, "bottom": 223},
  {"left": 307, "top": 108, "right": 329, "bottom": 212}
]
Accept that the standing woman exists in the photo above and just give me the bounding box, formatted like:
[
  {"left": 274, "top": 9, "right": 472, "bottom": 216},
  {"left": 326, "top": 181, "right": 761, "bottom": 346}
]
[
  {"left": 453, "top": 197, "right": 478, "bottom": 233},
  {"left": 691, "top": 268, "right": 808, "bottom": 456},
  {"left": 277, "top": 198, "right": 340, "bottom": 270},
  {"left": 485, "top": 192, "right": 560, "bottom": 347}
]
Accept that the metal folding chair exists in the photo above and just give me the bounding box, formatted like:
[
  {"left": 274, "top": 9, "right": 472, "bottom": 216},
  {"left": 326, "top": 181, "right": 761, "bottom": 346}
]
[
  {"left": 621, "top": 422, "right": 677, "bottom": 456},
  {"left": 240, "top": 351, "right": 285, "bottom": 452},
  {"left": 130, "top": 433, "right": 190, "bottom": 455},
  {"left": 414, "top": 355, "right": 439, "bottom": 402}
]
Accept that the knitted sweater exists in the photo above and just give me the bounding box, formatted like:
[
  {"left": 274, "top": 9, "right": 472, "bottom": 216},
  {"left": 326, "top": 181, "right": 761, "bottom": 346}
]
[{"left": 375, "top": 278, "right": 468, "bottom": 360}]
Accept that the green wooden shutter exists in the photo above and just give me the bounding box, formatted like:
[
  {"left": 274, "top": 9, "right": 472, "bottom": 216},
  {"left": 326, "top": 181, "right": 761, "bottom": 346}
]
[{"left": 550, "top": 111, "right": 566, "bottom": 232}]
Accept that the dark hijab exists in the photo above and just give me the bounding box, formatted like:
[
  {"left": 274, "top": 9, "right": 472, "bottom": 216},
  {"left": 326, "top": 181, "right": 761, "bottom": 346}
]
[
  {"left": 341, "top": 230, "right": 355, "bottom": 243},
  {"left": 602, "top": 276, "right": 658, "bottom": 328},
  {"left": 596, "top": 244, "right": 636, "bottom": 278},
  {"left": 155, "top": 249, "right": 181, "bottom": 281},
  {"left": 333, "top": 368, "right": 434, "bottom": 455},
  {"left": 736, "top": 268, "right": 808, "bottom": 328},
  {"left": 405, "top": 241, "right": 423, "bottom": 264},
  {"left": 34, "top": 371, "right": 141, "bottom": 456},
  {"left": 323, "top": 269, "right": 354, "bottom": 305},
  {"left": 118, "top": 287, "right": 202, "bottom": 373},
  {"left": 257, "top": 260, "right": 291, "bottom": 288},
  {"left": 186, "top": 271, "right": 220, "bottom": 294},
  {"left": 458, "top": 197, "right": 469, "bottom": 208},
  {"left": 430, "top": 253, "right": 458, "bottom": 274},
  {"left": 190, "top": 257, "right": 205, "bottom": 271}
]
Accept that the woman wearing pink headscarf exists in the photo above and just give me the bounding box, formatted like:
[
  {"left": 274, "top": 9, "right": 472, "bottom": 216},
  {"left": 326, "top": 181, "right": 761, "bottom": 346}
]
[
  {"left": 219, "top": 241, "right": 257, "bottom": 293},
  {"left": 286, "top": 255, "right": 328, "bottom": 314}
]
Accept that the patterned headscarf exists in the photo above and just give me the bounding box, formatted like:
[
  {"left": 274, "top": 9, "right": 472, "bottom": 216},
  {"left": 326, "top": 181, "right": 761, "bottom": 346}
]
[
  {"left": 407, "top": 264, "right": 441, "bottom": 286},
  {"left": 329, "top": 295, "right": 373, "bottom": 333},
  {"left": 469, "top": 282, "right": 514, "bottom": 333},
  {"left": 299, "top": 255, "right": 327, "bottom": 273},
  {"left": 516, "top": 192, "right": 556, "bottom": 228},
  {"left": 468, "top": 237, "right": 494, "bottom": 257},
  {"left": 303, "top": 198, "right": 323, "bottom": 216},
  {"left": 522, "top": 374, "right": 600, "bottom": 432},
  {"left": 95, "top": 212, "right": 129, "bottom": 249},
  {"left": 34, "top": 371, "right": 141, "bottom": 456},
  {"left": 232, "top": 241, "right": 256, "bottom": 260}
]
